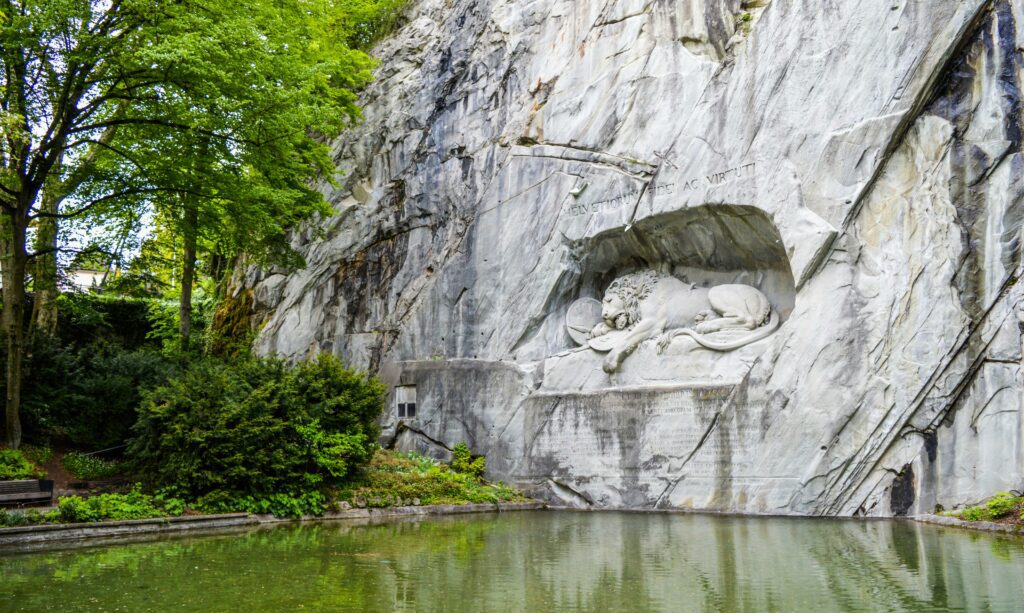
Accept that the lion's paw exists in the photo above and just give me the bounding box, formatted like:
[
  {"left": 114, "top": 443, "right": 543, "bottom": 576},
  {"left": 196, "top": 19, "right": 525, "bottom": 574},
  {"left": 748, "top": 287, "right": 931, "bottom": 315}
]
[
  {"left": 695, "top": 321, "right": 719, "bottom": 334},
  {"left": 656, "top": 334, "right": 673, "bottom": 354},
  {"left": 602, "top": 353, "right": 620, "bottom": 374}
]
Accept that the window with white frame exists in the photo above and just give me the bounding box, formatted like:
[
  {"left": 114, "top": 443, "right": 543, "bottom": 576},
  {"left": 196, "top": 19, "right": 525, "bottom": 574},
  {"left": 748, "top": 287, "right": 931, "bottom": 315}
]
[{"left": 395, "top": 385, "right": 417, "bottom": 419}]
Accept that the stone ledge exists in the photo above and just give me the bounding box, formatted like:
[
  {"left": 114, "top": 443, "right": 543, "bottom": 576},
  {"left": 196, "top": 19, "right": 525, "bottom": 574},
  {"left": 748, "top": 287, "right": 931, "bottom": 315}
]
[
  {"left": 0, "top": 513, "right": 255, "bottom": 546},
  {"left": 255, "top": 501, "right": 547, "bottom": 524},
  {"left": 914, "top": 514, "right": 1024, "bottom": 535},
  {"left": 0, "top": 502, "right": 547, "bottom": 547}
]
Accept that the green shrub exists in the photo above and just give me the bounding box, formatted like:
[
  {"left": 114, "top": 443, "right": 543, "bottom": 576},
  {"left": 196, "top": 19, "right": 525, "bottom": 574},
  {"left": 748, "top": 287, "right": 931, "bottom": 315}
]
[
  {"left": 20, "top": 445, "right": 52, "bottom": 465},
  {"left": 195, "top": 490, "right": 327, "bottom": 518},
  {"left": 128, "top": 354, "right": 385, "bottom": 516},
  {"left": 338, "top": 0, "right": 410, "bottom": 50},
  {"left": 57, "top": 485, "right": 183, "bottom": 523},
  {"left": 339, "top": 450, "right": 526, "bottom": 507},
  {"left": 961, "top": 507, "right": 984, "bottom": 522},
  {"left": 451, "top": 442, "right": 486, "bottom": 479},
  {"left": 11, "top": 336, "right": 177, "bottom": 448},
  {"left": 0, "top": 509, "right": 28, "bottom": 527},
  {"left": 56, "top": 293, "right": 154, "bottom": 349},
  {"left": 0, "top": 449, "right": 42, "bottom": 480},
  {"left": 953, "top": 492, "right": 1024, "bottom": 522},
  {"left": 145, "top": 285, "right": 215, "bottom": 357},
  {"left": 62, "top": 452, "right": 128, "bottom": 480},
  {"left": 0, "top": 509, "right": 59, "bottom": 527},
  {"left": 983, "top": 492, "right": 1019, "bottom": 519}
]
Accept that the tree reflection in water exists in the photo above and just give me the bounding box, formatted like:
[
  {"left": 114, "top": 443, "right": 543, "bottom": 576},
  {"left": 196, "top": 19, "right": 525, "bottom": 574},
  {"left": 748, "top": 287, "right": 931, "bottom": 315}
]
[{"left": 1, "top": 512, "right": 1022, "bottom": 611}]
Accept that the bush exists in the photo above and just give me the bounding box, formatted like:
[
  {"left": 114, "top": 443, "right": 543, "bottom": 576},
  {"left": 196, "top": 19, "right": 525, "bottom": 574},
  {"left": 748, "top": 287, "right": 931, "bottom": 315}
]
[
  {"left": 20, "top": 445, "right": 52, "bottom": 465},
  {"left": 983, "top": 492, "right": 1019, "bottom": 519},
  {"left": 338, "top": 450, "right": 526, "bottom": 507},
  {"left": 145, "top": 285, "right": 215, "bottom": 357},
  {"left": 57, "top": 485, "right": 183, "bottom": 523},
  {"left": 451, "top": 442, "right": 486, "bottom": 479},
  {"left": 952, "top": 492, "right": 1024, "bottom": 522},
  {"left": 9, "top": 335, "right": 177, "bottom": 448},
  {"left": 128, "top": 354, "right": 385, "bottom": 516},
  {"left": 56, "top": 293, "right": 154, "bottom": 349},
  {"left": 0, "top": 508, "right": 59, "bottom": 527},
  {"left": 63, "top": 452, "right": 128, "bottom": 480},
  {"left": 195, "top": 490, "right": 327, "bottom": 518},
  {"left": 0, "top": 449, "right": 42, "bottom": 480}
]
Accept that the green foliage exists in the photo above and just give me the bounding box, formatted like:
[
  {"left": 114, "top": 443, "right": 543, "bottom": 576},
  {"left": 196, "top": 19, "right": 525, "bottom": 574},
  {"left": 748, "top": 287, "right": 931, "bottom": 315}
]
[
  {"left": 56, "top": 293, "right": 154, "bottom": 349},
  {"left": 62, "top": 453, "right": 128, "bottom": 481},
  {"left": 195, "top": 490, "right": 328, "bottom": 518},
  {"left": 338, "top": 450, "right": 526, "bottom": 507},
  {"left": 208, "top": 290, "right": 256, "bottom": 359},
  {"left": 294, "top": 420, "right": 373, "bottom": 482},
  {"left": 2, "top": 294, "right": 173, "bottom": 448},
  {"left": 1, "top": 0, "right": 402, "bottom": 445},
  {"left": 12, "top": 336, "right": 177, "bottom": 448},
  {"left": 334, "top": 0, "right": 409, "bottom": 50},
  {"left": 961, "top": 507, "right": 984, "bottom": 522},
  {"left": 0, "top": 448, "right": 41, "bottom": 480},
  {"left": 983, "top": 492, "right": 1020, "bottom": 519},
  {"left": 950, "top": 492, "right": 1024, "bottom": 522},
  {"left": 19, "top": 445, "right": 52, "bottom": 466},
  {"left": 735, "top": 11, "right": 754, "bottom": 35},
  {"left": 57, "top": 485, "right": 183, "bottom": 523},
  {"left": 0, "top": 508, "right": 60, "bottom": 527},
  {"left": 144, "top": 286, "right": 215, "bottom": 357},
  {"left": 128, "top": 354, "right": 385, "bottom": 517},
  {"left": 451, "top": 442, "right": 486, "bottom": 479}
]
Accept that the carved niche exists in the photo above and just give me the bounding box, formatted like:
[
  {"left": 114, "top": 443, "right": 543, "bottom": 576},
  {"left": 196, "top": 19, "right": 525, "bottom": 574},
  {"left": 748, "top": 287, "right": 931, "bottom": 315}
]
[
  {"left": 567, "top": 270, "right": 779, "bottom": 373},
  {"left": 560, "top": 205, "right": 794, "bottom": 374}
]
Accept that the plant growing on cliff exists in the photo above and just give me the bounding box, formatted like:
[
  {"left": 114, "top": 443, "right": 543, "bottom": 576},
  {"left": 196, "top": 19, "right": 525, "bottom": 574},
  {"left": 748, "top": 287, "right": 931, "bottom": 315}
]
[
  {"left": 451, "top": 442, "right": 487, "bottom": 479},
  {"left": 950, "top": 492, "right": 1024, "bottom": 522}
]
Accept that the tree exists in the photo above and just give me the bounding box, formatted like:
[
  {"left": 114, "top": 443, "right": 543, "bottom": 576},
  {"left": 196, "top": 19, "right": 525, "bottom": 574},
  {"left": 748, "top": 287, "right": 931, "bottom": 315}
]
[{"left": 0, "top": 0, "right": 396, "bottom": 447}]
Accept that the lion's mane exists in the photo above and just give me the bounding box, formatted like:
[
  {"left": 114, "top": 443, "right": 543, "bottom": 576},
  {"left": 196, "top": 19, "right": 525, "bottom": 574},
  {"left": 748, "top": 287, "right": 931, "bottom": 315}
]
[{"left": 604, "top": 270, "right": 659, "bottom": 328}]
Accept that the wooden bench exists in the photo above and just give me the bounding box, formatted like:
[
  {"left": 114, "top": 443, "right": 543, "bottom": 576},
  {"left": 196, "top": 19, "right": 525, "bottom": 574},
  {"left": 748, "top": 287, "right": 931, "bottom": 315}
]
[{"left": 0, "top": 480, "right": 54, "bottom": 506}]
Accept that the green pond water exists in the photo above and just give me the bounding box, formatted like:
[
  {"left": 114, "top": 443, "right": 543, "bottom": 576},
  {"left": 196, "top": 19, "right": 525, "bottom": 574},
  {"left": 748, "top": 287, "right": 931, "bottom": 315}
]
[{"left": 1, "top": 511, "right": 1023, "bottom": 612}]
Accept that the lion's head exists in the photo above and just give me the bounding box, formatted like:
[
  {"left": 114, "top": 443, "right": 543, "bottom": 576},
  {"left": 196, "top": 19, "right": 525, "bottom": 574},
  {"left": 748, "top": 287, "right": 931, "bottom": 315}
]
[{"left": 601, "top": 270, "right": 658, "bottom": 330}]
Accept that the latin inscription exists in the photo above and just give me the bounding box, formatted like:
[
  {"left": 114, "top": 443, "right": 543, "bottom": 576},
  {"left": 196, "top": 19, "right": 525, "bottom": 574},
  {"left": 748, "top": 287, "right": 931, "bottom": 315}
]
[
  {"left": 565, "top": 162, "right": 756, "bottom": 218},
  {"left": 679, "top": 162, "right": 756, "bottom": 192},
  {"left": 566, "top": 183, "right": 676, "bottom": 218}
]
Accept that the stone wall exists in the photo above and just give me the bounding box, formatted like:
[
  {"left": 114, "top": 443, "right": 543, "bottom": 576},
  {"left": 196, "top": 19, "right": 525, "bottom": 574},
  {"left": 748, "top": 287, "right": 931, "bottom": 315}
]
[{"left": 245, "top": 0, "right": 1024, "bottom": 515}]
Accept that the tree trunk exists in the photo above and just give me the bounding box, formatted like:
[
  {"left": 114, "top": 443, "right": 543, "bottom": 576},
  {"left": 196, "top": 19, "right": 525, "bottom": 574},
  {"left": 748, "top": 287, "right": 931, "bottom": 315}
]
[
  {"left": 31, "top": 188, "right": 59, "bottom": 337},
  {"left": 179, "top": 200, "right": 198, "bottom": 352},
  {"left": 1, "top": 208, "right": 29, "bottom": 449}
]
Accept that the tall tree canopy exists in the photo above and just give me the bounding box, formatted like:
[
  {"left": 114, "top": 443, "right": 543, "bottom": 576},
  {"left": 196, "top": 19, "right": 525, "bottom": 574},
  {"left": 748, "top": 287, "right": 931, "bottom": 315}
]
[{"left": 0, "top": 0, "right": 399, "bottom": 447}]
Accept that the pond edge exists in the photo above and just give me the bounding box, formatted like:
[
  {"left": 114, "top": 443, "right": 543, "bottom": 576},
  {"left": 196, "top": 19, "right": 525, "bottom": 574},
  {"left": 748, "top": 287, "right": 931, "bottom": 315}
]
[
  {"left": 0, "top": 502, "right": 547, "bottom": 547},
  {"left": 913, "top": 513, "right": 1024, "bottom": 536}
]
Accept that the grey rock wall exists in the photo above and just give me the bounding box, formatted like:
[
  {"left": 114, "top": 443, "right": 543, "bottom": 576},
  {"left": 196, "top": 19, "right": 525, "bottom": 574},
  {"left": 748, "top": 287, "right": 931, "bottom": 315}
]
[{"left": 245, "top": 0, "right": 1024, "bottom": 515}]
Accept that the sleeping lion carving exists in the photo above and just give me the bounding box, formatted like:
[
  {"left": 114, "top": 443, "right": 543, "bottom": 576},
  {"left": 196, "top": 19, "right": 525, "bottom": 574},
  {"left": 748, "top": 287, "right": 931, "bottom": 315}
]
[{"left": 586, "top": 270, "right": 780, "bottom": 373}]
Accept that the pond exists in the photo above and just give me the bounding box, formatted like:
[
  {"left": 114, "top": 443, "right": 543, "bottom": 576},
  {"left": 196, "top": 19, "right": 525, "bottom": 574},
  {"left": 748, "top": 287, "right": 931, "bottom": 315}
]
[{"left": 1, "top": 511, "right": 1023, "bottom": 611}]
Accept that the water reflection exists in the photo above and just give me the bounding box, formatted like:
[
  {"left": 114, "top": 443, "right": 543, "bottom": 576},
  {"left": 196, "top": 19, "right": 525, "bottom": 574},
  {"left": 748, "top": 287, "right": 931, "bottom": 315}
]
[{"left": 1, "top": 512, "right": 1022, "bottom": 611}]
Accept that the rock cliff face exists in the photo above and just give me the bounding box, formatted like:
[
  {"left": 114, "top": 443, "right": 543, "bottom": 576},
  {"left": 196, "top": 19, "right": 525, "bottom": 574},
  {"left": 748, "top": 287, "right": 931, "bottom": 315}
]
[{"left": 245, "top": 0, "right": 1024, "bottom": 516}]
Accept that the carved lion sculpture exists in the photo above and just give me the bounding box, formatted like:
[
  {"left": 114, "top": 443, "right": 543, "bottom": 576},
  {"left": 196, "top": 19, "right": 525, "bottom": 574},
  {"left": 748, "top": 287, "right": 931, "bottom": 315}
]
[{"left": 588, "top": 270, "right": 779, "bottom": 373}]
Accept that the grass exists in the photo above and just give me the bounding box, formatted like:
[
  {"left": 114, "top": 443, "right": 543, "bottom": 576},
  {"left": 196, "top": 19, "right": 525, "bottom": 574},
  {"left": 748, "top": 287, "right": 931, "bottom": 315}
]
[
  {"left": 944, "top": 492, "right": 1024, "bottom": 524},
  {"left": 335, "top": 450, "right": 528, "bottom": 508}
]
